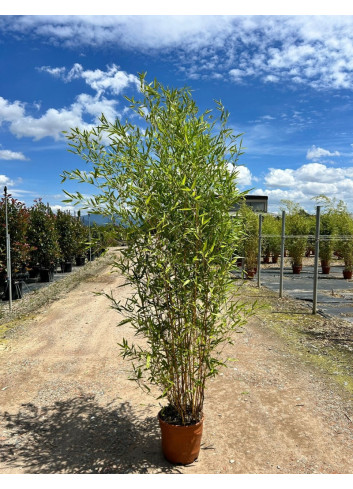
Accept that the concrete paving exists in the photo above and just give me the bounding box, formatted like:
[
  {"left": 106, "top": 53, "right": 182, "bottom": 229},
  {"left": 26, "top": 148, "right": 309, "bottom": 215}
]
[
  {"left": 258, "top": 264, "right": 353, "bottom": 322},
  {"left": 1, "top": 264, "right": 85, "bottom": 303}
]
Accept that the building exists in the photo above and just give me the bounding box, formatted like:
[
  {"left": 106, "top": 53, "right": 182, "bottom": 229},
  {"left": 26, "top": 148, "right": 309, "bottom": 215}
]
[{"left": 229, "top": 195, "right": 268, "bottom": 216}]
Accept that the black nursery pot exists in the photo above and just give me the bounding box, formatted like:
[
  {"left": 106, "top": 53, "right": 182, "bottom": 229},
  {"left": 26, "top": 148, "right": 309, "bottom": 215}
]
[
  {"left": 39, "top": 268, "right": 54, "bottom": 282},
  {"left": 60, "top": 262, "right": 72, "bottom": 273},
  {"left": 2, "top": 280, "right": 23, "bottom": 301},
  {"left": 75, "top": 256, "right": 86, "bottom": 266}
]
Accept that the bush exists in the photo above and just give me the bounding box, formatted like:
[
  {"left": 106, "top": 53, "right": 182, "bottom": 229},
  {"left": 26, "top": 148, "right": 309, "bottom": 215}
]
[
  {"left": 262, "top": 214, "right": 281, "bottom": 260},
  {"left": 282, "top": 200, "right": 310, "bottom": 268},
  {"left": 55, "top": 210, "right": 78, "bottom": 262},
  {"left": 27, "top": 200, "right": 60, "bottom": 269},
  {"left": 62, "top": 74, "right": 253, "bottom": 425},
  {"left": 237, "top": 202, "right": 258, "bottom": 271},
  {"left": 71, "top": 214, "right": 88, "bottom": 259},
  {"left": 0, "top": 195, "right": 30, "bottom": 278}
]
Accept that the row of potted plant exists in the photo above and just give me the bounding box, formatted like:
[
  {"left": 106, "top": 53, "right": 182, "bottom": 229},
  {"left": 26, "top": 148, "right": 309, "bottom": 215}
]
[
  {"left": 236, "top": 197, "right": 353, "bottom": 279},
  {"left": 0, "top": 199, "right": 101, "bottom": 297}
]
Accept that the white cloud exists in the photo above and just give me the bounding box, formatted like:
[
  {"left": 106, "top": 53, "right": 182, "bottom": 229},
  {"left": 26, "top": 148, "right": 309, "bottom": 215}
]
[
  {"left": 0, "top": 64, "right": 139, "bottom": 141},
  {"left": 9, "top": 105, "right": 92, "bottom": 141},
  {"left": 235, "top": 165, "right": 252, "bottom": 186},
  {"left": 0, "top": 15, "right": 235, "bottom": 51},
  {"left": 0, "top": 148, "right": 27, "bottom": 160},
  {"left": 5, "top": 16, "right": 353, "bottom": 90},
  {"left": 306, "top": 145, "right": 340, "bottom": 159},
  {"left": 261, "top": 162, "right": 353, "bottom": 212},
  {"left": 229, "top": 69, "right": 246, "bottom": 82},
  {"left": 65, "top": 63, "right": 140, "bottom": 95},
  {"left": 265, "top": 168, "right": 296, "bottom": 187},
  {"left": 38, "top": 66, "right": 66, "bottom": 77},
  {"left": 51, "top": 204, "right": 78, "bottom": 214},
  {"left": 0, "top": 96, "right": 25, "bottom": 122},
  {"left": 0, "top": 174, "right": 13, "bottom": 186}
]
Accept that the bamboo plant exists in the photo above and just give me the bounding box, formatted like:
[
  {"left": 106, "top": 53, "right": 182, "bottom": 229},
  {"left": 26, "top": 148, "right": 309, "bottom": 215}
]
[
  {"left": 62, "top": 74, "right": 253, "bottom": 426},
  {"left": 282, "top": 200, "right": 310, "bottom": 272},
  {"left": 262, "top": 214, "right": 281, "bottom": 263},
  {"left": 237, "top": 202, "right": 259, "bottom": 275}
]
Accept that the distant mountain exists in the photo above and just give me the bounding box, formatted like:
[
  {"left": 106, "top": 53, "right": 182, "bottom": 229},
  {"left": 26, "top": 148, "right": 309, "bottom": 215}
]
[{"left": 80, "top": 214, "right": 115, "bottom": 226}]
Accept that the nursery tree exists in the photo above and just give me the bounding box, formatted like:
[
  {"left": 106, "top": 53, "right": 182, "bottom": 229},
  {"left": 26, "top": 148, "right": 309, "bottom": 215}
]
[
  {"left": 71, "top": 215, "right": 88, "bottom": 259},
  {"left": 62, "top": 74, "right": 252, "bottom": 426},
  {"left": 281, "top": 200, "right": 310, "bottom": 270},
  {"left": 262, "top": 214, "right": 281, "bottom": 263},
  {"left": 332, "top": 198, "right": 353, "bottom": 271},
  {"left": 55, "top": 210, "right": 77, "bottom": 263},
  {"left": 0, "top": 195, "right": 30, "bottom": 278},
  {"left": 27, "top": 200, "right": 60, "bottom": 269},
  {"left": 311, "top": 195, "right": 338, "bottom": 268},
  {"left": 237, "top": 202, "right": 259, "bottom": 273}
]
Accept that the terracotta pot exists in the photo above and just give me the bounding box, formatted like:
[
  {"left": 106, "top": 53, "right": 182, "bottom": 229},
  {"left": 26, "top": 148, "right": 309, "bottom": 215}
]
[
  {"left": 272, "top": 255, "right": 279, "bottom": 264},
  {"left": 321, "top": 265, "right": 330, "bottom": 275},
  {"left": 158, "top": 411, "right": 204, "bottom": 465},
  {"left": 263, "top": 255, "right": 270, "bottom": 264},
  {"left": 343, "top": 270, "right": 352, "bottom": 280},
  {"left": 292, "top": 265, "right": 302, "bottom": 274}
]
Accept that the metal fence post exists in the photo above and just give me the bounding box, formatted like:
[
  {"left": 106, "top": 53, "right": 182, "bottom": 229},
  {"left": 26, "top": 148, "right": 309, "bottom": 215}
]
[
  {"left": 4, "top": 186, "right": 12, "bottom": 311},
  {"left": 279, "top": 210, "right": 286, "bottom": 298},
  {"left": 313, "top": 205, "right": 321, "bottom": 314},
  {"left": 257, "top": 213, "right": 262, "bottom": 287}
]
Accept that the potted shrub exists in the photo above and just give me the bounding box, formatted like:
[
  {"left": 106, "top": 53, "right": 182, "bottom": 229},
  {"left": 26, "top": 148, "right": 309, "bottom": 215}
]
[
  {"left": 237, "top": 202, "right": 258, "bottom": 278},
  {"left": 72, "top": 212, "right": 88, "bottom": 266},
  {"left": 62, "top": 74, "right": 253, "bottom": 464},
  {"left": 262, "top": 214, "right": 281, "bottom": 264},
  {"left": 27, "top": 200, "right": 60, "bottom": 282},
  {"left": 338, "top": 232, "right": 353, "bottom": 280},
  {"left": 282, "top": 201, "right": 310, "bottom": 274},
  {"left": 311, "top": 195, "right": 339, "bottom": 274},
  {"left": 318, "top": 212, "right": 337, "bottom": 275},
  {"left": 0, "top": 195, "right": 30, "bottom": 299},
  {"left": 56, "top": 210, "right": 77, "bottom": 272},
  {"left": 331, "top": 198, "right": 353, "bottom": 279}
]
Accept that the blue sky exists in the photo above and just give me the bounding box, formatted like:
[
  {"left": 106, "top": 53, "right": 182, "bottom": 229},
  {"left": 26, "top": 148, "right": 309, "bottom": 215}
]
[{"left": 2, "top": 10, "right": 353, "bottom": 213}]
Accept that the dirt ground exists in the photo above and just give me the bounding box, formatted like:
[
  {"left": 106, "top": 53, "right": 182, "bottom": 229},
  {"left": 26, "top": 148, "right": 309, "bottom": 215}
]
[{"left": 0, "top": 248, "right": 353, "bottom": 474}]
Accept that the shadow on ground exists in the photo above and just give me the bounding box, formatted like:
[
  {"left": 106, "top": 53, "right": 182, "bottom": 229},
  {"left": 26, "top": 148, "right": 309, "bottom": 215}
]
[{"left": 0, "top": 396, "right": 178, "bottom": 474}]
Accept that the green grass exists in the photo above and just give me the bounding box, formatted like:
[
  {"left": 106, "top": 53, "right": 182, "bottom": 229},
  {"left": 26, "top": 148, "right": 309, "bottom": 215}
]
[{"left": 239, "top": 281, "right": 353, "bottom": 395}]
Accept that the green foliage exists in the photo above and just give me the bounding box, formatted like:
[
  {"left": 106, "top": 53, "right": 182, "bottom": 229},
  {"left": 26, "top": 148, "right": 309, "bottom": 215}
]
[
  {"left": 262, "top": 214, "right": 281, "bottom": 258},
  {"left": 318, "top": 213, "right": 337, "bottom": 264},
  {"left": 55, "top": 210, "right": 78, "bottom": 262},
  {"left": 89, "top": 223, "right": 122, "bottom": 254},
  {"left": 27, "top": 200, "right": 60, "bottom": 268},
  {"left": 0, "top": 195, "right": 30, "bottom": 275},
  {"left": 71, "top": 216, "right": 88, "bottom": 258},
  {"left": 333, "top": 201, "right": 353, "bottom": 270},
  {"left": 282, "top": 200, "right": 310, "bottom": 267},
  {"left": 62, "top": 74, "right": 253, "bottom": 424},
  {"left": 237, "top": 202, "right": 258, "bottom": 270},
  {"left": 311, "top": 195, "right": 353, "bottom": 268}
]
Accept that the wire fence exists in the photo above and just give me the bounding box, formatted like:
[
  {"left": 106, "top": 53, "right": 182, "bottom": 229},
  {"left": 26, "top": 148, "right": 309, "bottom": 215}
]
[{"left": 254, "top": 206, "right": 351, "bottom": 315}]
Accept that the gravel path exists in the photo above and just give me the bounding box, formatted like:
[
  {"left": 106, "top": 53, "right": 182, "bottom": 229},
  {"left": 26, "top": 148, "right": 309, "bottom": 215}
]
[{"left": 0, "top": 248, "right": 352, "bottom": 474}]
